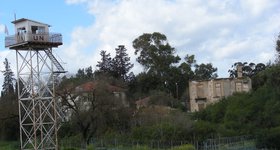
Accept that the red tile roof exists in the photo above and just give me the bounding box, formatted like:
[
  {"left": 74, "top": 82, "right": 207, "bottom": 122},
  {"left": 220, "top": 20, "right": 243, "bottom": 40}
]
[{"left": 76, "top": 81, "right": 124, "bottom": 93}]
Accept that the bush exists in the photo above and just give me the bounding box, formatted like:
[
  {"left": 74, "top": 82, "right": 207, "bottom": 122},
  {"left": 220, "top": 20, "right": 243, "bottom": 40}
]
[
  {"left": 61, "top": 148, "right": 79, "bottom": 150},
  {"left": 256, "top": 127, "right": 280, "bottom": 149},
  {"left": 191, "top": 121, "right": 216, "bottom": 141},
  {"left": 0, "top": 141, "right": 19, "bottom": 150},
  {"left": 131, "top": 145, "right": 150, "bottom": 150},
  {"left": 87, "top": 144, "right": 95, "bottom": 150},
  {"left": 60, "top": 134, "right": 84, "bottom": 149}
]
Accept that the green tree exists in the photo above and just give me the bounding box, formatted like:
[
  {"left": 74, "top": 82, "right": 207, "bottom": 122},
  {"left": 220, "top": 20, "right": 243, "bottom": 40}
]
[
  {"left": 1, "top": 58, "right": 15, "bottom": 97},
  {"left": 85, "top": 66, "right": 93, "bottom": 78},
  {"left": 58, "top": 77, "right": 130, "bottom": 145},
  {"left": 177, "top": 55, "right": 196, "bottom": 98},
  {"left": 0, "top": 58, "right": 18, "bottom": 140},
  {"left": 0, "top": 99, "right": 18, "bottom": 140},
  {"left": 133, "top": 32, "right": 180, "bottom": 75},
  {"left": 194, "top": 63, "right": 218, "bottom": 80},
  {"left": 96, "top": 50, "right": 112, "bottom": 75},
  {"left": 111, "top": 45, "right": 134, "bottom": 81},
  {"left": 228, "top": 62, "right": 266, "bottom": 78},
  {"left": 276, "top": 33, "right": 280, "bottom": 63},
  {"left": 76, "top": 68, "right": 86, "bottom": 78},
  {"left": 132, "top": 32, "right": 181, "bottom": 96}
]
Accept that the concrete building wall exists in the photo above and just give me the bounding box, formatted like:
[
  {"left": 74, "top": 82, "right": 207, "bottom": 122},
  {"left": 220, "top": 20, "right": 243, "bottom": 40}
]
[{"left": 189, "top": 77, "right": 251, "bottom": 112}]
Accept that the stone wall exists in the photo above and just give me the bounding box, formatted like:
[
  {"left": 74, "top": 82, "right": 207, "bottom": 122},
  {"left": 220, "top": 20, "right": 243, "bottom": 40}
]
[{"left": 189, "top": 77, "right": 251, "bottom": 112}]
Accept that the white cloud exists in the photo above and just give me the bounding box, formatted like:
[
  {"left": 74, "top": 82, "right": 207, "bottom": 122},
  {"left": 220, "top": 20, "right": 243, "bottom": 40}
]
[
  {"left": 65, "top": 0, "right": 88, "bottom": 4},
  {"left": 241, "top": 0, "right": 276, "bottom": 16},
  {"left": 63, "top": 0, "right": 280, "bottom": 77}
]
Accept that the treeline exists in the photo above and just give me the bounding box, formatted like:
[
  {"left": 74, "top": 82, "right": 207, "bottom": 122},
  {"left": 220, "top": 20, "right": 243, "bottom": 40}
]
[
  {"left": 0, "top": 32, "right": 279, "bottom": 150},
  {"left": 56, "top": 32, "right": 220, "bottom": 146},
  {"left": 0, "top": 59, "right": 18, "bottom": 141}
]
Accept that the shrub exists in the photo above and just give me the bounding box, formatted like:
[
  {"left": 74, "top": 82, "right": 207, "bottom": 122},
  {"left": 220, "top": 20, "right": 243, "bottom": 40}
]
[
  {"left": 131, "top": 145, "right": 150, "bottom": 150},
  {"left": 87, "top": 144, "right": 95, "bottom": 150},
  {"left": 256, "top": 127, "right": 280, "bottom": 149},
  {"left": 171, "top": 144, "right": 195, "bottom": 150}
]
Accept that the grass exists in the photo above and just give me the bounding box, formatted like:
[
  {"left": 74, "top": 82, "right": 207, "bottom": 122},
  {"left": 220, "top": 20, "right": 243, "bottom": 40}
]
[
  {"left": 60, "top": 144, "right": 196, "bottom": 150},
  {"left": 0, "top": 141, "right": 19, "bottom": 150}
]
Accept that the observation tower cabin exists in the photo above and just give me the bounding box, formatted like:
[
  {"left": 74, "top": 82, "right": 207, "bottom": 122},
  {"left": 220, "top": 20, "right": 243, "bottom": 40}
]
[{"left": 5, "top": 18, "right": 62, "bottom": 50}]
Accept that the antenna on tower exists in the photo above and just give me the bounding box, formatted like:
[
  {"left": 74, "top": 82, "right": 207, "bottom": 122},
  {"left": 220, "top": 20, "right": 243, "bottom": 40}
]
[{"left": 13, "top": 11, "right": 16, "bottom": 21}]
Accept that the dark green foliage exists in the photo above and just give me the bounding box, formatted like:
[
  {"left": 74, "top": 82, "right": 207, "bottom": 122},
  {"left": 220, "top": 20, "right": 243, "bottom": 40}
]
[
  {"left": 0, "top": 58, "right": 18, "bottom": 141},
  {"left": 256, "top": 127, "right": 280, "bottom": 149},
  {"left": 133, "top": 32, "right": 180, "bottom": 75},
  {"left": 111, "top": 45, "right": 134, "bottom": 81},
  {"left": 132, "top": 32, "right": 184, "bottom": 100},
  {"left": 0, "top": 141, "right": 19, "bottom": 150},
  {"left": 85, "top": 66, "right": 94, "bottom": 78},
  {"left": 76, "top": 68, "right": 86, "bottom": 78},
  {"left": 76, "top": 66, "right": 94, "bottom": 79},
  {"left": 131, "top": 109, "right": 193, "bottom": 141},
  {"left": 228, "top": 62, "right": 266, "bottom": 79},
  {"left": 276, "top": 33, "right": 280, "bottom": 63},
  {"left": 191, "top": 121, "right": 216, "bottom": 141},
  {"left": 172, "top": 144, "right": 195, "bottom": 150},
  {"left": 0, "top": 96, "right": 18, "bottom": 141},
  {"left": 96, "top": 50, "right": 112, "bottom": 75},
  {"left": 1, "top": 58, "right": 15, "bottom": 96},
  {"left": 96, "top": 46, "right": 134, "bottom": 82},
  {"left": 148, "top": 91, "right": 178, "bottom": 107},
  {"left": 58, "top": 75, "right": 131, "bottom": 145},
  {"left": 194, "top": 63, "right": 218, "bottom": 80},
  {"left": 193, "top": 65, "right": 280, "bottom": 148},
  {"left": 130, "top": 72, "right": 162, "bottom": 97}
]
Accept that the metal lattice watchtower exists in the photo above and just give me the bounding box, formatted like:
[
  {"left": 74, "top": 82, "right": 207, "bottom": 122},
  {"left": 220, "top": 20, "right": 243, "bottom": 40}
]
[{"left": 5, "top": 18, "right": 66, "bottom": 150}]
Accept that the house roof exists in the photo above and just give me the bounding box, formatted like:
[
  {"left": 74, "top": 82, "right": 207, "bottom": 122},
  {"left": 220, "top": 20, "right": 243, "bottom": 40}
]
[{"left": 75, "top": 81, "right": 125, "bottom": 93}]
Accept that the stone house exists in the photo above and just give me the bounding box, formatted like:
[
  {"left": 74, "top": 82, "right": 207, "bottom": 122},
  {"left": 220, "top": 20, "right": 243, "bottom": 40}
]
[{"left": 189, "top": 66, "right": 252, "bottom": 112}]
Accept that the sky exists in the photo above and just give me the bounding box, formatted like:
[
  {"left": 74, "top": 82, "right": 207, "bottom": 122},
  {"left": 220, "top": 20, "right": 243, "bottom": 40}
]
[{"left": 0, "top": 0, "right": 280, "bottom": 85}]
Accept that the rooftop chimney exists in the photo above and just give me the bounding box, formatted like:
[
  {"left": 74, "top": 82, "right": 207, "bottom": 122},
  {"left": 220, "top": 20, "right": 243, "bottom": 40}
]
[{"left": 237, "top": 65, "right": 243, "bottom": 78}]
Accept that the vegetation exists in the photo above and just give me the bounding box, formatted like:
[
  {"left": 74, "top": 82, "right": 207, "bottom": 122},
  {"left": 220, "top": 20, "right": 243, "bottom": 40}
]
[
  {"left": 172, "top": 144, "right": 195, "bottom": 150},
  {"left": 1, "top": 32, "right": 280, "bottom": 149},
  {"left": 193, "top": 64, "right": 280, "bottom": 149}
]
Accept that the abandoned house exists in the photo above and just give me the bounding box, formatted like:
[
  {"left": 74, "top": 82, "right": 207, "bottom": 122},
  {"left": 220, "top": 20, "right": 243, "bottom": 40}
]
[
  {"left": 61, "top": 81, "right": 129, "bottom": 121},
  {"left": 189, "top": 66, "right": 252, "bottom": 112}
]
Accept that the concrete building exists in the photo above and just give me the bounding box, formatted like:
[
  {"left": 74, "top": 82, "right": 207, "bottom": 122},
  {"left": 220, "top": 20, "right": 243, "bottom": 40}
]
[{"left": 189, "top": 69, "right": 251, "bottom": 112}]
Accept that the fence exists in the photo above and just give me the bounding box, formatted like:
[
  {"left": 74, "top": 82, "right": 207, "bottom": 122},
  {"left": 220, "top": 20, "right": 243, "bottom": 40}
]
[
  {"left": 199, "top": 135, "right": 256, "bottom": 150},
  {"left": 60, "top": 135, "right": 259, "bottom": 150}
]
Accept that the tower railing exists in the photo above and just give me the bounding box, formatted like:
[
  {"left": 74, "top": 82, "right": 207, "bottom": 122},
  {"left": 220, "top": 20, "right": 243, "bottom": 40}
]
[{"left": 5, "top": 32, "right": 62, "bottom": 47}]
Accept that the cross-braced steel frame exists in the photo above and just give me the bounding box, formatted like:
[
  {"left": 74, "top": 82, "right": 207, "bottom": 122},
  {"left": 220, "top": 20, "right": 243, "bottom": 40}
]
[{"left": 16, "top": 48, "right": 59, "bottom": 150}]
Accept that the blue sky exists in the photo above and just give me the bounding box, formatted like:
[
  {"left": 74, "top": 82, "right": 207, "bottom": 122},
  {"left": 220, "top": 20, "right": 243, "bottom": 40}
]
[{"left": 1, "top": 0, "right": 280, "bottom": 83}]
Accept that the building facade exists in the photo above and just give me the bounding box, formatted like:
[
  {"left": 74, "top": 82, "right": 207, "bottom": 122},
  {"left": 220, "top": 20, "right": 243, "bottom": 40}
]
[{"left": 189, "top": 77, "right": 251, "bottom": 112}]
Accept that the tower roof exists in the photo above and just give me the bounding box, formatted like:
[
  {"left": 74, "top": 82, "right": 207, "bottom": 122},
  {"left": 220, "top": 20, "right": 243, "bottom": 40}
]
[{"left": 12, "top": 18, "right": 51, "bottom": 27}]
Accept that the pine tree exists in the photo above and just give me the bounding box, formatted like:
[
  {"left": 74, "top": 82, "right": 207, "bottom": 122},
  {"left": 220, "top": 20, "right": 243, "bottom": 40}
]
[
  {"left": 276, "top": 34, "right": 280, "bottom": 63},
  {"left": 96, "top": 50, "right": 112, "bottom": 74},
  {"left": 76, "top": 68, "right": 86, "bottom": 78},
  {"left": 1, "top": 58, "right": 15, "bottom": 97},
  {"left": 112, "top": 45, "right": 134, "bottom": 80},
  {"left": 85, "top": 66, "right": 93, "bottom": 78}
]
